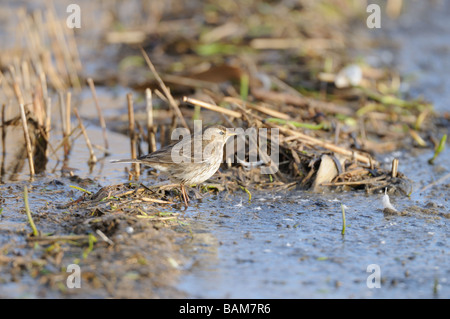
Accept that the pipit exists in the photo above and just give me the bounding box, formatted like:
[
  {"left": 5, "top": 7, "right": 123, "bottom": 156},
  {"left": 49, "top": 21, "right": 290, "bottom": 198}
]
[{"left": 112, "top": 125, "right": 236, "bottom": 206}]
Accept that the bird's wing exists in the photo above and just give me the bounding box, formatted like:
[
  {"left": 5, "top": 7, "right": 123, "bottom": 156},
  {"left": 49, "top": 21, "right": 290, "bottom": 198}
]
[{"left": 138, "top": 136, "right": 210, "bottom": 164}]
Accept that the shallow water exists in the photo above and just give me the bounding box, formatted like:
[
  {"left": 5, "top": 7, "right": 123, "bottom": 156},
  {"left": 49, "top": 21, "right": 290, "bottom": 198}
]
[
  {"left": 0, "top": 1, "right": 449, "bottom": 299},
  {"left": 174, "top": 1, "right": 450, "bottom": 298},
  {"left": 176, "top": 150, "right": 449, "bottom": 298}
]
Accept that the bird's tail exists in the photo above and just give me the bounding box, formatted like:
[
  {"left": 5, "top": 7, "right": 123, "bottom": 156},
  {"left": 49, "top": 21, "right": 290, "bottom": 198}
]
[{"left": 110, "top": 159, "right": 142, "bottom": 164}]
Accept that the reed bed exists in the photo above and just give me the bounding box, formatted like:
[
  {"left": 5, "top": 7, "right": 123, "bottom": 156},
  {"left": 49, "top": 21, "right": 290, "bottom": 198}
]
[{"left": 0, "top": 1, "right": 440, "bottom": 197}]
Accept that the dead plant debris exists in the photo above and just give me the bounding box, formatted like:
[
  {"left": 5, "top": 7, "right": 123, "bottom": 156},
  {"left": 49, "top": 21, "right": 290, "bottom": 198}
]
[{"left": 0, "top": 0, "right": 448, "bottom": 298}]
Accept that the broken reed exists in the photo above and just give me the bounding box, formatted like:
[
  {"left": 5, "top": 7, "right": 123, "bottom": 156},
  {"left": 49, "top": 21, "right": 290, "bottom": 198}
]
[
  {"left": 183, "top": 95, "right": 375, "bottom": 166},
  {"left": 127, "top": 93, "right": 140, "bottom": 178},
  {"left": 0, "top": 8, "right": 88, "bottom": 179},
  {"left": 1, "top": 104, "right": 5, "bottom": 181},
  {"left": 87, "top": 78, "right": 109, "bottom": 154},
  {"left": 73, "top": 108, "right": 97, "bottom": 165},
  {"left": 146, "top": 88, "right": 156, "bottom": 154},
  {"left": 139, "top": 46, "right": 189, "bottom": 131},
  {"left": 19, "top": 103, "right": 35, "bottom": 177},
  {"left": 59, "top": 91, "right": 72, "bottom": 157}
]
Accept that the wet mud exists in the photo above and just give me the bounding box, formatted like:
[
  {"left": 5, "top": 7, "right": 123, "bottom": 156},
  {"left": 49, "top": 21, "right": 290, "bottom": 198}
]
[{"left": 0, "top": 1, "right": 449, "bottom": 299}]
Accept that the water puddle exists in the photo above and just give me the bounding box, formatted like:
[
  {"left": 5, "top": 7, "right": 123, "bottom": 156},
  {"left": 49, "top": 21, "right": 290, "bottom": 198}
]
[
  {"left": 175, "top": 148, "right": 449, "bottom": 298},
  {"left": 174, "top": 1, "right": 450, "bottom": 298},
  {"left": 0, "top": 1, "right": 448, "bottom": 299}
]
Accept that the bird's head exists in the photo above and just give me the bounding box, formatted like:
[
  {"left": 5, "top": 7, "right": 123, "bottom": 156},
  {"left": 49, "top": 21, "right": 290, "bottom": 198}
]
[{"left": 203, "top": 125, "right": 237, "bottom": 145}]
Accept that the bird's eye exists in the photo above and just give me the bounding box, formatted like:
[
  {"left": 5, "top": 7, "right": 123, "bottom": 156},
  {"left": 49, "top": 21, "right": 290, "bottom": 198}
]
[{"left": 220, "top": 131, "right": 225, "bottom": 135}]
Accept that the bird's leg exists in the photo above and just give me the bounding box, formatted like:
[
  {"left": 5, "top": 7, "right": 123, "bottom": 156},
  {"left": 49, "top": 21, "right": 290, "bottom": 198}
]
[
  {"left": 185, "top": 185, "right": 191, "bottom": 203},
  {"left": 180, "top": 183, "right": 190, "bottom": 207}
]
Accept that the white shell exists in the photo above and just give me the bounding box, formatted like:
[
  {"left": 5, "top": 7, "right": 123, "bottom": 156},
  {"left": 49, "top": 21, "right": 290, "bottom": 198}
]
[{"left": 335, "top": 64, "right": 363, "bottom": 88}]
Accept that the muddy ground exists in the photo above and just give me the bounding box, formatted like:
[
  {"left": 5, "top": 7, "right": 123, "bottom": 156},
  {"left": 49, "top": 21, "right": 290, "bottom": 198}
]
[{"left": 0, "top": 1, "right": 449, "bottom": 298}]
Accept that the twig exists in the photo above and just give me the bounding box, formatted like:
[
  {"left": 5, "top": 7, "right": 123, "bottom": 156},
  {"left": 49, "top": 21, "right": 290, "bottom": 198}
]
[
  {"left": 137, "top": 197, "right": 174, "bottom": 204},
  {"left": 73, "top": 108, "right": 97, "bottom": 164},
  {"left": 146, "top": 88, "right": 157, "bottom": 153},
  {"left": 391, "top": 158, "right": 398, "bottom": 178},
  {"left": 321, "top": 175, "right": 386, "bottom": 186},
  {"left": 58, "top": 91, "right": 69, "bottom": 157},
  {"left": 12, "top": 81, "right": 25, "bottom": 106},
  {"left": 139, "top": 46, "right": 189, "bottom": 130},
  {"left": 127, "top": 93, "right": 140, "bottom": 178},
  {"left": 19, "top": 103, "right": 35, "bottom": 177},
  {"left": 183, "top": 96, "right": 242, "bottom": 118},
  {"left": 96, "top": 229, "right": 114, "bottom": 245},
  {"left": 1, "top": 104, "right": 6, "bottom": 181},
  {"left": 87, "top": 77, "right": 109, "bottom": 154},
  {"left": 267, "top": 123, "right": 375, "bottom": 165},
  {"left": 162, "top": 74, "right": 217, "bottom": 90},
  {"left": 265, "top": 118, "right": 326, "bottom": 130},
  {"left": 136, "top": 214, "right": 177, "bottom": 220},
  {"left": 48, "top": 125, "right": 82, "bottom": 159},
  {"left": 44, "top": 97, "right": 52, "bottom": 158},
  {"left": 252, "top": 88, "right": 354, "bottom": 116},
  {"left": 66, "top": 92, "right": 72, "bottom": 142},
  {"left": 224, "top": 96, "right": 290, "bottom": 120},
  {"left": 21, "top": 60, "right": 31, "bottom": 94}
]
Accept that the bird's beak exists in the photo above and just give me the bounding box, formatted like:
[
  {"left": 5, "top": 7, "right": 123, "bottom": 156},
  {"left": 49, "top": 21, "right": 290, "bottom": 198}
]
[{"left": 226, "top": 131, "right": 237, "bottom": 137}]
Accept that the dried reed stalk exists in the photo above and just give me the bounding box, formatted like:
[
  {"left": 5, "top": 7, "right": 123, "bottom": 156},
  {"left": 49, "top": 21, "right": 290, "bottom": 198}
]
[
  {"left": 87, "top": 77, "right": 109, "bottom": 154},
  {"left": 391, "top": 158, "right": 398, "bottom": 178},
  {"left": 13, "top": 82, "right": 25, "bottom": 106},
  {"left": 21, "top": 61, "right": 31, "bottom": 94},
  {"left": 139, "top": 46, "right": 189, "bottom": 130},
  {"left": 1, "top": 104, "right": 6, "bottom": 180},
  {"left": 251, "top": 88, "right": 354, "bottom": 116},
  {"left": 44, "top": 97, "right": 52, "bottom": 157},
  {"left": 73, "top": 108, "right": 97, "bottom": 164},
  {"left": 183, "top": 96, "right": 242, "bottom": 118},
  {"left": 146, "top": 89, "right": 157, "bottom": 153},
  {"left": 65, "top": 92, "right": 72, "bottom": 138},
  {"left": 46, "top": 9, "right": 69, "bottom": 84},
  {"left": 268, "top": 123, "right": 374, "bottom": 165},
  {"left": 224, "top": 96, "right": 290, "bottom": 120},
  {"left": 127, "top": 93, "right": 140, "bottom": 178},
  {"left": 50, "top": 7, "right": 81, "bottom": 89},
  {"left": 19, "top": 103, "right": 35, "bottom": 177},
  {"left": 58, "top": 91, "right": 69, "bottom": 157}
]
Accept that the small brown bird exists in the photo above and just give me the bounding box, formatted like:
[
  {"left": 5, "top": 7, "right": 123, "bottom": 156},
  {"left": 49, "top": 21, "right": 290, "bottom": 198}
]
[{"left": 112, "top": 125, "right": 236, "bottom": 206}]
